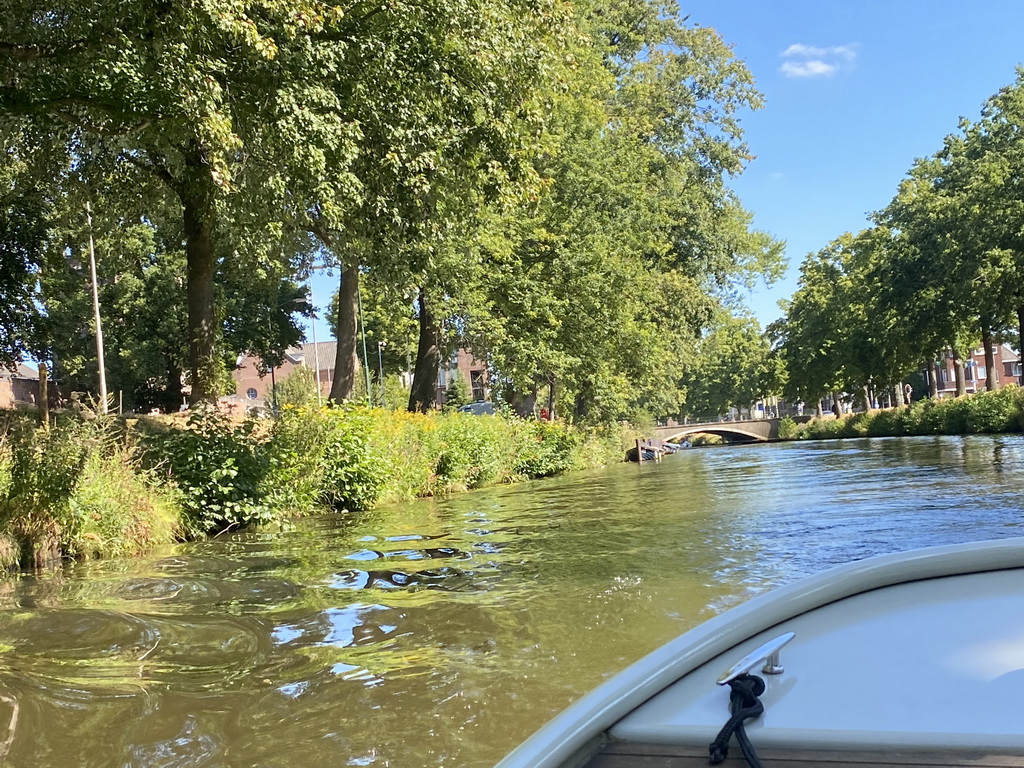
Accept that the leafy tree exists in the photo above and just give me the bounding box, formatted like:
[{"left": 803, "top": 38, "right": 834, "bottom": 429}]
[
  {"left": 441, "top": 376, "right": 470, "bottom": 413},
  {"left": 0, "top": 121, "right": 66, "bottom": 367},
  {"left": 682, "top": 314, "right": 780, "bottom": 418},
  {"left": 310, "top": 0, "right": 569, "bottom": 408},
  {"left": 0, "top": 0, "right": 378, "bottom": 402},
  {"left": 462, "top": 0, "right": 781, "bottom": 423}
]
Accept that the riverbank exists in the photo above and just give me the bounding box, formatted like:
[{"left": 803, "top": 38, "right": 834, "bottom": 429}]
[
  {"left": 0, "top": 405, "right": 635, "bottom": 570},
  {"left": 780, "top": 385, "right": 1024, "bottom": 440}
]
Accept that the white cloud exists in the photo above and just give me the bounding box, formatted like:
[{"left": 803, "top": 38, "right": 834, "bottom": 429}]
[
  {"left": 781, "top": 60, "right": 837, "bottom": 78},
  {"left": 779, "top": 42, "right": 857, "bottom": 78},
  {"left": 782, "top": 44, "right": 856, "bottom": 61}
]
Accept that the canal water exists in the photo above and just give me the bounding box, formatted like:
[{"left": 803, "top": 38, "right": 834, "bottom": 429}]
[{"left": 0, "top": 435, "right": 1022, "bottom": 767}]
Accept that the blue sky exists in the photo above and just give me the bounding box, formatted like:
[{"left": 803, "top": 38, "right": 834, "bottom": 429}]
[
  {"left": 684, "top": 0, "right": 1024, "bottom": 327},
  {"left": 302, "top": 0, "right": 1024, "bottom": 342}
]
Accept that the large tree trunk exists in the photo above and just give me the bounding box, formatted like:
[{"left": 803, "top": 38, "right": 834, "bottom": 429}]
[
  {"left": 893, "top": 382, "right": 905, "bottom": 407},
  {"left": 861, "top": 385, "right": 873, "bottom": 412},
  {"left": 575, "top": 380, "right": 593, "bottom": 422},
  {"left": 38, "top": 362, "right": 49, "bottom": 428},
  {"left": 507, "top": 387, "right": 537, "bottom": 418},
  {"left": 952, "top": 352, "right": 966, "bottom": 397},
  {"left": 182, "top": 189, "right": 218, "bottom": 405},
  {"left": 408, "top": 287, "right": 441, "bottom": 413},
  {"left": 328, "top": 263, "right": 360, "bottom": 402},
  {"left": 925, "top": 359, "right": 938, "bottom": 399},
  {"left": 982, "top": 325, "right": 997, "bottom": 391},
  {"left": 831, "top": 391, "right": 842, "bottom": 418}
]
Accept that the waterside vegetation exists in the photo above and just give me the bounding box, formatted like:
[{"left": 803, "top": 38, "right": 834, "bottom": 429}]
[
  {"left": 0, "top": 405, "right": 634, "bottom": 571},
  {"left": 779, "top": 386, "right": 1024, "bottom": 441}
]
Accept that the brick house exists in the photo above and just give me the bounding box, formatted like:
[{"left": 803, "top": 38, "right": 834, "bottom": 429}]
[
  {"left": 230, "top": 341, "right": 337, "bottom": 409},
  {"left": 230, "top": 343, "right": 488, "bottom": 410},
  {"left": 935, "top": 343, "right": 1022, "bottom": 397},
  {"left": 436, "top": 349, "right": 489, "bottom": 405},
  {"left": 0, "top": 363, "right": 58, "bottom": 410}
]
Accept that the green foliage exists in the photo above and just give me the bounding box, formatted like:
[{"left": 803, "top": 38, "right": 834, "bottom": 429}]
[
  {"left": 0, "top": 418, "right": 179, "bottom": 566},
  {"left": 683, "top": 314, "right": 781, "bottom": 418},
  {"left": 67, "top": 446, "right": 180, "bottom": 559},
  {"left": 1, "top": 421, "right": 89, "bottom": 548},
  {"left": 781, "top": 71, "right": 1024, "bottom": 404},
  {"left": 265, "top": 404, "right": 617, "bottom": 503},
  {"left": 777, "top": 417, "right": 800, "bottom": 440},
  {"left": 142, "top": 408, "right": 272, "bottom": 535},
  {"left": 442, "top": 377, "right": 471, "bottom": 413},
  {"left": 265, "top": 404, "right": 387, "bottom": 513},
  {"left": 784, "top": 387, "right": 1024, "bottom": 440},
  {"left": 311, "top": 406, "right": 388, "bottom": 511},
  {"left": 513, "top": 420, "right": 582, "bottom": 479},
  {"left": 272, "top": 366, "right": 321, "bottom": 410}
]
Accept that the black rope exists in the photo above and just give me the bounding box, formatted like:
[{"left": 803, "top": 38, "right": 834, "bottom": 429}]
[{"left": 708, "top": 673, "right": 766, "bottom": 768}]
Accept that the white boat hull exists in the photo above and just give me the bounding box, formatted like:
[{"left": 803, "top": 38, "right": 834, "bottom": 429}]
[{"left": 496, "top": 539, "right": 1024, "bottom": 768}]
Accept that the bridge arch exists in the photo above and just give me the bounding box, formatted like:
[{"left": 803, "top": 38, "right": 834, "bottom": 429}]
[{"left": 650, "top": 419, "right": 779, "bottom": 443}]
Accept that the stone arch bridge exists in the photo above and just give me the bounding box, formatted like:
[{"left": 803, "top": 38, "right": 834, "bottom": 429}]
[{"left": 649, "top": 418, "right": 784, "bottom": 443}]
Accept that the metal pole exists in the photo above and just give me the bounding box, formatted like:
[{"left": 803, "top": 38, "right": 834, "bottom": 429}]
[
  {"left": 269, "top": 362, "right": 277, "bottom": 414},
  {"left": 308, "top": 278, "right": 323, "bottom": 406},
  {"left": 377, "top": 341, "right": 386, "bottom": 408},
  {"left": 357, "top": 279, "right": 372, "bottom": 405},
  {"left": 85, "top": 202, "right": 108, "bottom": 414}
]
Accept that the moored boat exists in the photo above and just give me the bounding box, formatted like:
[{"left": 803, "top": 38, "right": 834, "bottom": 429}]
[{"left": 495, "top": 538, "right": 1024, "bottom": 768}]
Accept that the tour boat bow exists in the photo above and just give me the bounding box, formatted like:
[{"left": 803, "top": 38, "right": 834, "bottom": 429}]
[{"left": 495, "top": 538, "right": 1024, "bottom": 768}]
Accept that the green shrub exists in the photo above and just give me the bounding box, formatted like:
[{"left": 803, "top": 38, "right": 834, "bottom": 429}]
[
  {"left": 0, "top": 420, "right": 90, "bottom": 565},
  {"left": 965, "top": 386, "right": 1024, "bottom": 433},
  {"left": 777, "top": 416, "right": 800, "bottom": 440},
  {"left": 0, "top": 418, "right": 180, "bottom": 567},
  {"left": 272, "top": 366, "right": 321, "bottom": 409},
  {"left": 513, "top": 420, "right": 581, "bottom": 478},
  {"left": 441, "top": 377, "right": 471, "bottom": 413},
  {"left": 315, "top": 405, "right": 389, "bottom": 510},
  {"left": 432, "top": 413, "right": 514, "bottom": 490},
  {"left": 791, "top": 386, "right": 1024, "bottom": 442},
  {"left": 864, "top": 408, "right": 907, "bottom": 437},
  {"left": 68, "top": 446, "right": 180, "bottom": 559},
  {"left": 264, "top": 403, "right": 389, "bottom": 513},
  {"left": 143, "top": 408, "right": 272, "bottom": 535}
]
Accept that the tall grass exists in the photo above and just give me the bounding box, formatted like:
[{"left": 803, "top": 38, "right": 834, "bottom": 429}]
[
  {"left": 0, "top": 419, "right": 180, "bottom": 568},
  {"left": 0, "top": 403, "right": 633, "bottom": 572}
]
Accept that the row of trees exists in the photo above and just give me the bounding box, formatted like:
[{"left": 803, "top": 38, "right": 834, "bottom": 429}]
[
  {"left": 1, "top": 0, "right": 781, "bottom": 421},
  {"left": 777, "top": 69, "right": 1024, "bottom": 409}
]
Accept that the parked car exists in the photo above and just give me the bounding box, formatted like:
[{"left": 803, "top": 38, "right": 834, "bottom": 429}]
[{"left": 457, "top": 401, "right": 497, "bottom": 415}]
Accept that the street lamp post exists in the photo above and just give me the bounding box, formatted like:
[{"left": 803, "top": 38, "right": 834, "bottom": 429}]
[
  {"left": 85, "top": 202, "right": 109, "bottom": 414},
  {"left": 377, "top": 341, "right": 387, "bottom": 408},
  {"left": 309, "top": 287, "right": 322, "bottom": 407}
]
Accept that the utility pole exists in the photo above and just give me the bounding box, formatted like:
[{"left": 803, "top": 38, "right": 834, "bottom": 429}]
[
  {"left": 309, "top": 280, "right": 323, "bottom": 406},
  {"left": 357, "top": 282, "right": 372, "bottom": 405},
  {"left": 86, "top": 202, "right": 108, "bottom": 414},
  {"left": 377, "top": 341, "right": 387, "bottom": 408}
]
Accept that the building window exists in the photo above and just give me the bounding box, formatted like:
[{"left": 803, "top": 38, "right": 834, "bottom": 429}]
[
  {"left": 246, "top": 388, "right": 258, "bottom": 400},
  {"left": 470, "top": 370, "right": 485, "bottom": 401}
]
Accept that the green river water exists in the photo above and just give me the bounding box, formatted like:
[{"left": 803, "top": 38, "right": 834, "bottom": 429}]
[{"left": 0, "top": 435, "right": 1023, "bottom": 767}]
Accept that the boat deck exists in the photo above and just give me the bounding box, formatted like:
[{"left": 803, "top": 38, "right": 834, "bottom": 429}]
[{"left": 586, "top": 742, "right": 1024, "bottom": 767}]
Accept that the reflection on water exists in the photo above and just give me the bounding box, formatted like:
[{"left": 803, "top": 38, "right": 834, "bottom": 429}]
[{"left": 0, "top": 435, "right": 1021, "bottom": 766}]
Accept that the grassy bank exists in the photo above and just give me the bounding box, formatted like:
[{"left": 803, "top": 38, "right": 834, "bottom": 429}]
[
  {"left": 0, "top": 405, "right": 634, "bottom": 570},
  {"left": 780, "top": 386, "right": 1024, "bottom": 441}
]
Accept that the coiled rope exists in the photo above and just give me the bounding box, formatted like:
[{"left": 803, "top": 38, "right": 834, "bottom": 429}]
[{"left": 708, "top": 673, "right": 765, "bottom": 767}]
